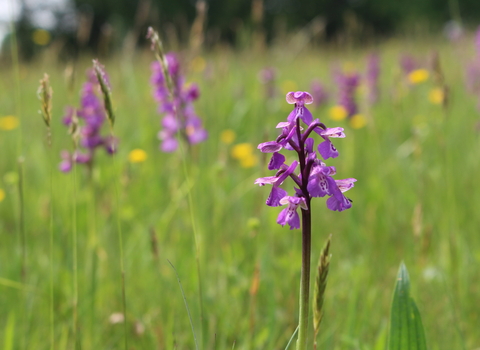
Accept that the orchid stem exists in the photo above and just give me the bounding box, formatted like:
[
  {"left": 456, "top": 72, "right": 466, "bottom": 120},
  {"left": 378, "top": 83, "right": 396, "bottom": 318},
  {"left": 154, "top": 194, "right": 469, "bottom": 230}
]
[{"left": 296, "top": 203, "right": 312, "bottom": 350}]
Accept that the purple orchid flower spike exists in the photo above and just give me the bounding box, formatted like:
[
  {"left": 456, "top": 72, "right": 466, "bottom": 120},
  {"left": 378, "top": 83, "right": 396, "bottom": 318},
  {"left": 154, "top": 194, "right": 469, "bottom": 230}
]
[
  {"left": 366, "top": 53, "right": 380, "bottom": 105},
  {"left": 255, "top": 90, "right": 356, "bottom": 218},
  {"left": 150, "top": 52, "right": 208, "bottom": 152},
  {"left": 254, "top": 90, "right": 356, "bottom": 350},
  {"left": 334, "top": 71, "right": 360, "bottom": 118},
  {"left": 59, "top": 64, "right": 118, "bottom": 173},
  {"left": 258, "top": 67, "right": 277, "bottom": 99},
  {"left": 310, "top": 80, "right": 329, "bottom": 108}
]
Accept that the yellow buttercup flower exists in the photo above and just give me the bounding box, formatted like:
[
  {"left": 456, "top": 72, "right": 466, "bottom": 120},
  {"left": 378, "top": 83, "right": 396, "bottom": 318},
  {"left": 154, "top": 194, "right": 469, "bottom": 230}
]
[
  {"left": 0, "top": 188, "right": 5, "bottom": 202},
  {"left": 32, "top": 29, "right": 51, "bottom": 46},
  {"left": 231, "top": 143, "right": 254, "bottom": 160},
  {"left": 239, "top": 154, "right": 258, "bottom": 168},
  {"left": 281, "top": 80, "right": 298, "bottom": 95},
  {"left": 220, "top": 129, "right": 236, "bottom": 145},
  {"left": 128, "top": 149, "right": 147, "bottom": 163},
  {"left": 350, "top": 114, "right": 367, "bottom": 129},
  {"left": 190, "top": 56, "right": 206, "bottom": 73},
  {"left": 0, "top": 116, "right": 19, "bottom": 130},
  {"left": 231, "top": 143, "right": 258, "bottom": 168},
  {"left": 428, "top": 88, "right": 444, "bottom": 105},
  {"left": 329, "top": 106, "right": 347, "bottom": 121},
  {"left": 408, "top": 69, "right": 429, "bottom": 84}
]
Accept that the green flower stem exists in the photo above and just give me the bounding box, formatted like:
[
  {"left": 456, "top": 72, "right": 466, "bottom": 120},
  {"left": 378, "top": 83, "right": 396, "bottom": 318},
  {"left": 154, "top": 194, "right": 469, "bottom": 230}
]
[{"left": 296, "top": 201, "right": 312, "bottom": 350}]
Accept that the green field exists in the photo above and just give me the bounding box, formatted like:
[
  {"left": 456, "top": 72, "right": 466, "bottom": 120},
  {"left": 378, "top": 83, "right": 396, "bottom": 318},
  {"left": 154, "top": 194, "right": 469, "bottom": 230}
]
[{"left": 1, "top": 35, "right": 479, "bottom": 349}]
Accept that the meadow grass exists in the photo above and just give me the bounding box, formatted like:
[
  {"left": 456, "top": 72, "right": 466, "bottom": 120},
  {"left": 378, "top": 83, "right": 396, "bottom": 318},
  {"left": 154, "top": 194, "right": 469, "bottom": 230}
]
[{"left": 0, "top": 34, "right": 480, "bottom": 349}]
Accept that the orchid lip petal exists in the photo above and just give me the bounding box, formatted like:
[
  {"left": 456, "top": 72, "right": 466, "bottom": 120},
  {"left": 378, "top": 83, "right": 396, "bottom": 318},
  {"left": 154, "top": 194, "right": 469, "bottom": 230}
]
[{"left": 286, "top": 91, "right": 314, "bottom": 105}]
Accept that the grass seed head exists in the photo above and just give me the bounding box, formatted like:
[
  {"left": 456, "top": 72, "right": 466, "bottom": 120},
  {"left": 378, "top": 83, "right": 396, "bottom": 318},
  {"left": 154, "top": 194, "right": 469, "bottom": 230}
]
[
  {"left": 37, "top": 73, "right": 53, "bottom": 128},
  {"left": 313, "top": 234, "right": 332, "bottom": 337}
]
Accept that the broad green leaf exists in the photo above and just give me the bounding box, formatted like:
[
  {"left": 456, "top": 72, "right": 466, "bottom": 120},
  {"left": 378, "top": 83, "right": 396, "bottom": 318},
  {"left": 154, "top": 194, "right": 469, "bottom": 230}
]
[{"left": 388, "top": 262, "right": 427, "bottom": 350}]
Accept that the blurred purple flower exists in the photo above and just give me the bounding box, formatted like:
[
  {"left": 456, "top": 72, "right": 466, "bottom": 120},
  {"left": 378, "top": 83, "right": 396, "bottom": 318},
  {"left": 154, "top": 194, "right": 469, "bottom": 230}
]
[
  {"left": 151, "top": 53, "right": 207, "bottom": 152},
  {"left": 334, "top": 70, "right": 360, "bottom": 117},
  {"left": 443, "top": 20, "right": 464, "bottom": 42},
  {"left": 59, "top": 67, "right": 118, "bottom": 173},
  {"left": 258, "top": 67, "right": 277, "bottom": 99},
  {"left": 310, "top": 79, "right": 329, "bottom": 108},
  {"left": 464, "top": 28, "right": 480, "bottom": 111},
  {"left": 400, "top": 55, "right": 418, "bottom": 75},
  {"left": 366, "top": 53, "right": 380, "bottom": 105},
  {"left": 476, "top": 25, "right": 480, "bottom": 58}
]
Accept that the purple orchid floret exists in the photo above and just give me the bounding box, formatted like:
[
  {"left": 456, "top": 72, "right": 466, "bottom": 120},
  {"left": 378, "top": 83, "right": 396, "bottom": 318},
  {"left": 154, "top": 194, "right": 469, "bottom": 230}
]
[
  {"left": 286, "top": 91, "right": 314, "bottom": 124},
  {"left": 318, "top": 139, "right": 339, "bottom": 159},
  {"left": 150, "top": 53, "right": 208, "bottom": 152},
  {"left": 277, "top": 196, "right": 307, "bottom": 230},
  {"left": 255, "top": 91, "right": 356, "bottom": 229},
  {"left": 268, "top": 152, "right": 286, "bottom": 170},
  {"left": 326, "top": 178, "right": 354, "bottom": 211},
  {"left": 59, "top": 66, "right": 118, "bottom": 173},
  {"left": 255, "top": 161, "right": 298, "bottom": 207},
  {"left": 334, "top": 71, "right": 360, "bottom": 118}
]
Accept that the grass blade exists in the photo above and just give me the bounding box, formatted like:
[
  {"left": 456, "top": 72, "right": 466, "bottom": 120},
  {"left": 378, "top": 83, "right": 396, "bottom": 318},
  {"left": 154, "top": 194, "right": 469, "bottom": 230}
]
[
  {"left": 284, "top": 326, "right": 299, "bottom": 350},
  {"left": 167, "top": 259, "right": 199, "bottom": 350}
]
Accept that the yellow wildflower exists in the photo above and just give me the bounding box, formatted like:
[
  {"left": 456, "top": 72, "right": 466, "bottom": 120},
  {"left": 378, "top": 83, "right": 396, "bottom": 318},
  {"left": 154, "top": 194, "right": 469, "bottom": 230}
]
[
  {"left": 0, "top": 116, "right": 19, "bottom": 130},
  {"left": 428, "top": 88, "right": 444, "bottom": 105},
  {"left": 231, "top": 143, "right": 254, "bottom": 160},
  {"left": 220, "top": 129, "right": 236, "bottom": 145},
  {"left": 349, "top": 114, "right": 367, "bottom": 129},
  {"left": 0, "top": 188, "right": 5, "bottom": 202},
  {"left": 408, "top": 69, "right": 429, "bottom": 84},
  {"left": 281, "top": 80, "right": 298, "bottom": 95},
  {"left": 329, "top": 106, "right": 347, "bottom": 121},
  {"left": 239, "top": 154, "right": 258, "bottom": 168},
  {"left": 190, "top": 56, "right": 206, "bottom": 73},
  {"left": 32, "top": 29, "right": 51, "bottom": 46},
  {"left": 231, "top": 143, "right": 258, "bottom": 168},
  {"left": 128, "top": 149, "right": 147, "bottom": 163}
]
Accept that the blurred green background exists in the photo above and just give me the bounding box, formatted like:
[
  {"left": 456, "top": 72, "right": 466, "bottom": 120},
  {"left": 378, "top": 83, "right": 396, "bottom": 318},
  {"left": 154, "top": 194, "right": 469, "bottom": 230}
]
[{"left": 1, "top": 0, "right": 480, "bottom": 349}]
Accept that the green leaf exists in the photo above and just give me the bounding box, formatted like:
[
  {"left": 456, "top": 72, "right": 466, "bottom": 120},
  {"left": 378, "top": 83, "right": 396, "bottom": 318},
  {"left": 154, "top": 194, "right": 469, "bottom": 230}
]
[{"left": 388, "top": 262, "right": 427, "bottom": 350}]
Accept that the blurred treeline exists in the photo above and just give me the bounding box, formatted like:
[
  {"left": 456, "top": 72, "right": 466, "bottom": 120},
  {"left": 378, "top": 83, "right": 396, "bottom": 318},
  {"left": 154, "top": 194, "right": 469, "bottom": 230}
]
[{"left": 4, "top": 0, "right": 480, "bottom": 60}]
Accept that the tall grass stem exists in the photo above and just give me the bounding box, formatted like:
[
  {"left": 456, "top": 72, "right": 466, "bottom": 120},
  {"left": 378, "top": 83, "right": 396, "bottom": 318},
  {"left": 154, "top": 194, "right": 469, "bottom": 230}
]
[
  {"left": 48, "top": 135, "right": 55, "bottom": 350},
  {"left": 168, "top": 259, "right": 199, "bottom": 350},
  {"left": 72, "top": 164, "right": 79, "bottom": 349},
  {"left": 110, "top": 144, "right": 129, "bottom": 350}
]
